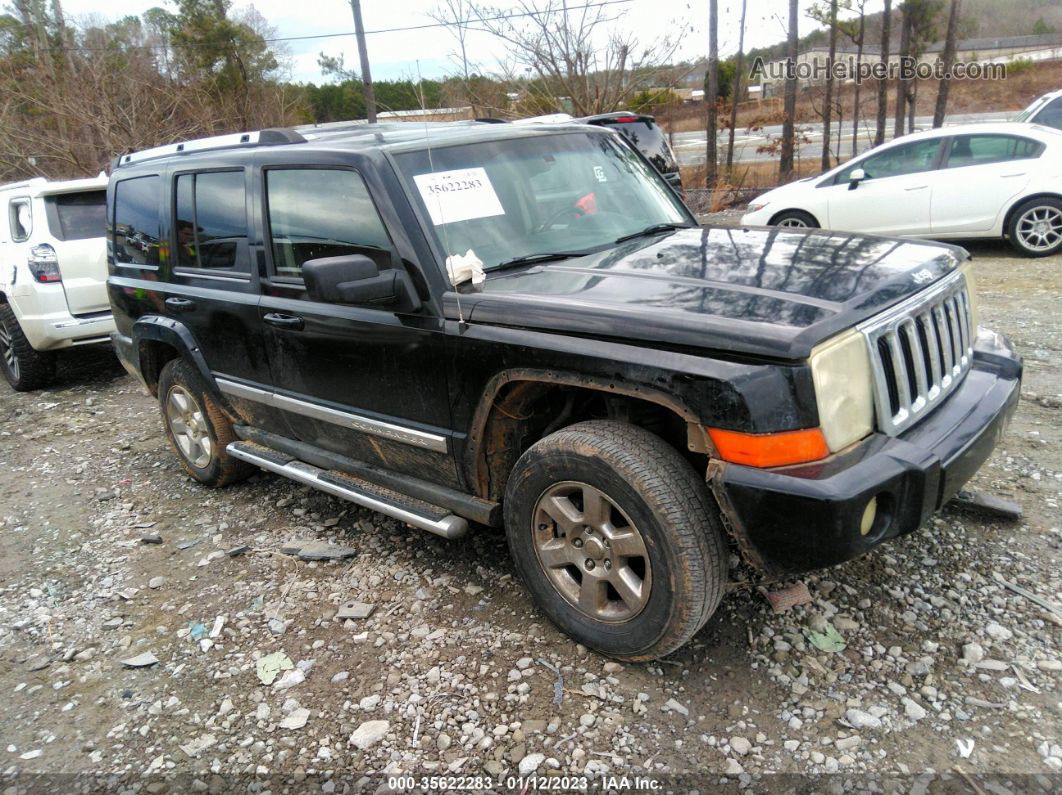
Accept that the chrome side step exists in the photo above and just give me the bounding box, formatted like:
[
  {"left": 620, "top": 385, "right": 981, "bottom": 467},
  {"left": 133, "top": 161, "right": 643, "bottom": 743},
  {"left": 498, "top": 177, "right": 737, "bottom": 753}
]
[{"left": 226, "top": 441, "right": 468, "bottom": 540}]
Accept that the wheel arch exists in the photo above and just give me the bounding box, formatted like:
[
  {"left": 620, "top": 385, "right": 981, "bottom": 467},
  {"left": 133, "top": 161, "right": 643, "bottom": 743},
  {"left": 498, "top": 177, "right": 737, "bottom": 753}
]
[
  {"left": 768, "top": 208, "right": 821, "bottom": 227},
  {"left": 132, "top": 316, "right": 220, "bottom": 402},
  {"left": 466, "top": 368, "right": 713, "bottom": 502},
  {"left": 1002, "top": 192, "right": 1062, "bottom": 238}
]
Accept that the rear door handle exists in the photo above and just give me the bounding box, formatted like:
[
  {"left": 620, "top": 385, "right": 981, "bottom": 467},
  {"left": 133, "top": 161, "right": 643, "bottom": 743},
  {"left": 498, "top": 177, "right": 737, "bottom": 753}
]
[
  {"left": 1001, "top": 172, "right": 1026, "bottom": 178},
  {"left": 165, "top": 297, "right": 195, "bottom": 312},
  {"left": 263, "top": 312, "right": 305, "bottom": 331}
]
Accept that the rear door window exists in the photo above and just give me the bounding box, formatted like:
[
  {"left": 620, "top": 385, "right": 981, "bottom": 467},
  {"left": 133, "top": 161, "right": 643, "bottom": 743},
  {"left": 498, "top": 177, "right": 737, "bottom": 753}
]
[
  {"left": 45, "top": 190, "right": 106, "bottom": 241},
  {"left": 173, "top": 170, "right": 249, "bottom": 273},
  {"left": 264, "top": 168, "right": 392, "bottom": 280},
  {"left": 112, "top": 175, "right": 162, "bottom": 266},
  {"left": 944, "top": 134, "right": 1044, "bottom": 168}
]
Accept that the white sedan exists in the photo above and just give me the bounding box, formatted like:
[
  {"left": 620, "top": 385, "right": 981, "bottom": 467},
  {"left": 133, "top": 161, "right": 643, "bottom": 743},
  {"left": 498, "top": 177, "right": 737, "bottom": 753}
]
[{"left": 740, "top": 122, "right": 1062, "bottom": 257}]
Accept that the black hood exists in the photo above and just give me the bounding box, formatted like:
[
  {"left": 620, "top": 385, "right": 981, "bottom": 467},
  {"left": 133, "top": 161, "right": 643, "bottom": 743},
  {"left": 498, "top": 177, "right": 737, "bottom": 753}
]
[{"left": 461, "top": 225, "right": 968, "bottom": 360}]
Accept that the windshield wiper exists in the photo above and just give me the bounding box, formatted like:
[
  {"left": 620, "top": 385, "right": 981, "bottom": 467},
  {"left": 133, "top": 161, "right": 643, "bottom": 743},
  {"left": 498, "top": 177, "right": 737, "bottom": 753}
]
[
  {"left": 614, "top": 222, "right": 694, "bottom": 244},
  {"left": 492, "top": 251, "right": 590, "bottom": 270}
]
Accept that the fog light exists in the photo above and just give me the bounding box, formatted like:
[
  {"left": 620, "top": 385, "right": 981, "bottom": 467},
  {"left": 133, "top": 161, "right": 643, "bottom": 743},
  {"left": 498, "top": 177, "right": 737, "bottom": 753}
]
[{"left": 860, "top": 497, "right": 878, "bottom": 536}]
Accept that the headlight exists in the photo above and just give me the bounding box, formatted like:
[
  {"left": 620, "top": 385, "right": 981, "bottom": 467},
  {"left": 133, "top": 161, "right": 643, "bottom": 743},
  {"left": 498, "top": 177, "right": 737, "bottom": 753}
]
[
  {"left": 810, "top": 329, "right": 874, "bottom": 452},
  {"left": 746, "top": 202, "right": 769, "bottom": 213},
  {"left": 960, "top": 262, "right": 979, "bottom": 330}
]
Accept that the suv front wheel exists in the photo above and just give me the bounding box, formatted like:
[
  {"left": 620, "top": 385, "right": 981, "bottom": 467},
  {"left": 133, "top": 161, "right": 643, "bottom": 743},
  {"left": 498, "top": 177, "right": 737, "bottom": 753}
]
[
  {"left": 504, "top": 420, "right": 728, "bottom": 660},
  {"left": 0, "top": 303, "right": 55, "bottom": 391},
  {"left": 158, "top": 358, "right": 253, "bottom": 487}
]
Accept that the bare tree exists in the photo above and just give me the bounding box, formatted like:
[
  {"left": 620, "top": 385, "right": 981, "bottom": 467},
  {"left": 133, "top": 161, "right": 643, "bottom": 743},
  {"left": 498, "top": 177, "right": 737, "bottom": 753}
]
[
  {"left": 837, "top": 0, "right": 868, "bottom": 158},
  {"left": 431, "top": 0, "right": 482, "bottom": 115},
  {"left": 466, "top": 0, "right": 682, "bottom": 116},
  {"left": 780, "top": 0, "right": 799, "bottom": 181},
  {"left": 875, "top": 0, "right": 891, "bottom": 145},
  {"left": 811, "top": 0, "right": 839, "bottom": 170},
  {"left": 726, "top": 0, "right": 748, "bottom": 172},
  {"left": 706, "top": 0, "right": 719, "bottom": 189},
  {"left": 893, "top": 3, "right": 911, "bottom": 137},
  {"left": 932, "top": 0, "right": 961, "bottom": 127}
]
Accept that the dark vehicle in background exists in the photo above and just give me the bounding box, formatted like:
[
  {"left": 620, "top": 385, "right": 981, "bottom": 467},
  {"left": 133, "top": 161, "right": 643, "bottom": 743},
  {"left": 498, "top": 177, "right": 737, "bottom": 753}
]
[
  {"left": 107, "top": 121, "right": 1020, "bottom": 660},
  {"left": 578, "top": 111, "right": 683, "bottom": 189}
]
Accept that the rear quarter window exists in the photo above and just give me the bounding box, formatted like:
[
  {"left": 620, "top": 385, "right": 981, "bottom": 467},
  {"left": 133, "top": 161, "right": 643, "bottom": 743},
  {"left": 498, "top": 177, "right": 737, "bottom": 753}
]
[
  {"left": 46, "top": 190, "right": 106, "bottom": 241},
  {"left": 112, "top": 175, "right": 163, "bottom": 267}
]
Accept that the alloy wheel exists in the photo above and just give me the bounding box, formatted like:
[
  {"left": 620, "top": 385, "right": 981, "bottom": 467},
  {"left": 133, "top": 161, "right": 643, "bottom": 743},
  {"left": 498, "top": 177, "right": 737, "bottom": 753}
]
[
  {"left": 777, "top": 217, "right": 809, "bottom": 228},
  {"left": 165, "top": 385, "right": 212, "bottom": 468},
  {"left": 1016, "top": 205, "right": 1062, "bottom": 252},
  {"left": 532, "top": 480, "right": 652, "bottom": 622},
  {"left": 0, "top": 316, "right": 18, "bottom": 381}
]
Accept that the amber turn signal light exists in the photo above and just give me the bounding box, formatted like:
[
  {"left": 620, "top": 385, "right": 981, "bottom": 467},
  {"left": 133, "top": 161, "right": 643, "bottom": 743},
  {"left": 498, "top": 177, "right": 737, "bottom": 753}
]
[{"left": 707, "top": 427, "right": 830, "bottom": 468}]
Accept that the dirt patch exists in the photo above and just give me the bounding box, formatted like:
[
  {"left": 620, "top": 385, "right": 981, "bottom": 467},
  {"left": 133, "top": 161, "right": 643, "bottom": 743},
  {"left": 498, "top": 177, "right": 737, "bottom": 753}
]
[{"left": 0, "top": 246, "right": 1058, "bottom": 790}]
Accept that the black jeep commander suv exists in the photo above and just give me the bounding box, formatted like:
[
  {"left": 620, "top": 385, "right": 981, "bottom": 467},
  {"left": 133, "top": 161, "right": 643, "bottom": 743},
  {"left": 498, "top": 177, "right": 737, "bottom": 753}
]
[{"left": 107, "top": 121, "right": 1021, "bottom": 660}]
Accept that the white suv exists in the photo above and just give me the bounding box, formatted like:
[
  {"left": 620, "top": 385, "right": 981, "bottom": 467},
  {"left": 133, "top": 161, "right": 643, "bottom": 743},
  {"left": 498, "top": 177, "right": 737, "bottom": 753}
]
[{"left": 0, "top": 175, "right": 114, "bottom": 390}]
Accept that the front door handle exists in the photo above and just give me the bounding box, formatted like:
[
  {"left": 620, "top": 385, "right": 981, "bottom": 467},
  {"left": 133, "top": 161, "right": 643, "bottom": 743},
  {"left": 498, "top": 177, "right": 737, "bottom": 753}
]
[
  {"left": 904, "top": 185, "right": 928, "bottom": 191},
  {"left": 165, "top": 297, "right": 195, "bottom": 312},
  {"left": 263, "top": 312, "right": 305, "bottom": 331},
  {"left": 1001, "top": 172, "right": 1026, "bottom": 178}
]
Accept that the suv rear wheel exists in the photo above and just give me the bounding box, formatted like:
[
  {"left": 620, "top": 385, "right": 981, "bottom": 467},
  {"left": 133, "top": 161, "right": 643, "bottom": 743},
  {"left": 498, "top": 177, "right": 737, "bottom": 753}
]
[
  {"left": 503, "top": 420, "right": 728, "bottom": 660},
  {"left": 0, "top": 303, "right": 55, "bottom": 391},
  {"left": 158, "top": 358, "right": 253, "bottom": 487}
]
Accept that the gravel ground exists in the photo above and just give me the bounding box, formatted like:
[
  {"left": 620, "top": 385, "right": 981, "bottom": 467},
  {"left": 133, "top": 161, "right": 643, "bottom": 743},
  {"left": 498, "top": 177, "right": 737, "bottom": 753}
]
[{"left": 0, "top": 240, "right": 1059, "bottom": 793}]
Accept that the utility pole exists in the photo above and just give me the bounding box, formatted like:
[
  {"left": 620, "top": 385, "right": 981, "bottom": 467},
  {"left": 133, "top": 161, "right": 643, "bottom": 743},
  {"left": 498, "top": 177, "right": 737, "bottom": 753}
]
[
  {"left": 726, "top": 0, "right": 747, "bottom": 172},
  {"left": 350, "top": 0, "right": 377, "bottom": 123}
]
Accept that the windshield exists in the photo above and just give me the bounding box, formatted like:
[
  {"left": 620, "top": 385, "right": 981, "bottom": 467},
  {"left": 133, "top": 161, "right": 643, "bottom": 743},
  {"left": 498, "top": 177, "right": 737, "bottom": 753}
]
[{"left": 394, "top": 131, "right": 691, "bottom": 271}]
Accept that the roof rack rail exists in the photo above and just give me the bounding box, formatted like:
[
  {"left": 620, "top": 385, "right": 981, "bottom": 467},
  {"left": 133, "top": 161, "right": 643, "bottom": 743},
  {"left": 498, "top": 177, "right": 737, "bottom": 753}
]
[
  {"left": 113, "top": 128, "right": 306, "bottom": 169},
  {"left": 0, "top": 176, "right": 48, "bottom": 192}
]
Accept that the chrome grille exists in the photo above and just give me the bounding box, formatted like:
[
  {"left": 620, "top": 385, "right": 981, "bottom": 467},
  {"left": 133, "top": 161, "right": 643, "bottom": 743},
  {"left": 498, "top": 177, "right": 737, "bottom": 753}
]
[{"left": 858, "top": 271, "right": 974, "bottom": 435}]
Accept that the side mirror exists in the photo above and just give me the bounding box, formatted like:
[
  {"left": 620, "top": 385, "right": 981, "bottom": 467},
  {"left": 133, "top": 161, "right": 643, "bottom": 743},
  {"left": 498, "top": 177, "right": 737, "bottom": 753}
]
[
  {"left": 303, "top": 254, "right": 421, "bottom": 312},
  {"left": 848, "top": 168, "right": 866, "bottom": 190}
]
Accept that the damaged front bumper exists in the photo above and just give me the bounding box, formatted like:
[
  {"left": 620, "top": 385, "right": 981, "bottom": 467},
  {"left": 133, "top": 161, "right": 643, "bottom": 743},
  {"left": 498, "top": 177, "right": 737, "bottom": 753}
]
[{"left": 712, "top": 328, "right": 1022, "bottom": 576}]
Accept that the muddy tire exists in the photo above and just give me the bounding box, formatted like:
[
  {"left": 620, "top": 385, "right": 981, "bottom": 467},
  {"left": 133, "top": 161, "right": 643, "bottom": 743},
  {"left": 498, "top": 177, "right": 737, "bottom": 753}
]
[
  {"left": 0, "top": 302, "right": 55, "bottom": 391},
  {"left": 503, "top": 420, "right": 728, "bottom": 661},
  {"left": 158, "top": 358, "right": 253, "bottom": 488}
]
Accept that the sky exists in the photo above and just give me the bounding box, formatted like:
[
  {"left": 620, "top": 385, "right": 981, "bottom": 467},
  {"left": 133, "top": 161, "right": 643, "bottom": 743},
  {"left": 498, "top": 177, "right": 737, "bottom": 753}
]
[{"left": 59, "top": 0, "right": 889, "bottom": 85}]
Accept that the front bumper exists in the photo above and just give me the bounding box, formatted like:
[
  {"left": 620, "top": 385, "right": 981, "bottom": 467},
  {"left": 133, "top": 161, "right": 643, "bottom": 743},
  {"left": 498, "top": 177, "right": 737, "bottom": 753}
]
[{"left": 714, "top": 328, "right": 1022, "bottom": 575}]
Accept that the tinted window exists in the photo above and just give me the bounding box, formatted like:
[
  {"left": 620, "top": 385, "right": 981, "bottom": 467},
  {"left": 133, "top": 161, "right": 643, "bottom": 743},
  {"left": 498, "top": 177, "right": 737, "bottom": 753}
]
[
  {"left": 835, "top": 138, "right": 942, "bottom": 183},
  {"left": 596, "top": 119, "right": 678, "bottom": 174},
  {"left": 9, "top": 198, "right": 31, "bottom": 242},
  {"left": 47, "top": 191, "right": 106, "bottom": 241},
  {"left": 945, "top": 134, "right": 1043, "bottom": 168},
  {"left": 175, "top": 174, "right": 196, "bottom": 269},
  {"left": 112, "top": 176, "right": 162, "bottom": 266},
  {"left": 1033, "top": 97, "right": 1062, "bottom": 130},
  {"left": 265, "top": 169, "right": 391, "bottom": 279},
  {"left": 173, "top": 171, "right": 248, "bottom": 272}
]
